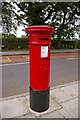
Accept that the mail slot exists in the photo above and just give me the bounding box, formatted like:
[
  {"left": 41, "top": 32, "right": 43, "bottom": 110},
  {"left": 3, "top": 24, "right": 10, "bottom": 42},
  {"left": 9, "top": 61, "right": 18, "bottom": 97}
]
[
  {"left": 39, "top": 38, "right": 49, "bottom": 40},
  {"left": 25, "top": 25, "right": 55, "bottom": 112}
]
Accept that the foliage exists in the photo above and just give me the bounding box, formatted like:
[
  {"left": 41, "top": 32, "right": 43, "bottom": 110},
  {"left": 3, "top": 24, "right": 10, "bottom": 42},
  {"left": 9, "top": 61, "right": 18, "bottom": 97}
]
[
  {"left": 2, "top": 37, "right": 79, "bottom": 50},
  {"left": 21, "top": 35, "right": 28, "bottom": 38},
  {"left": 2, "top": 2, "right": 19, "bottom": 35},
  {"left": 50, "top": 2, "right": 80, "bottom": 48},
  {"left": 13, "top": 2, "right": 52, "bottom": 26},
  {"left": 2, "top": 2, "right": 80, "bottom": 49},
  {"left": 1, "top": 34, "right": 16, "bottom": 38},
  {"left": 2, "top": 38, "right": 29, "bottom": 50},
  {"left": 0, "top": 34, "right": 2, "bottom": 38},
  {"left": 51, "top": 38, "right": 79, "bottom": 49}
]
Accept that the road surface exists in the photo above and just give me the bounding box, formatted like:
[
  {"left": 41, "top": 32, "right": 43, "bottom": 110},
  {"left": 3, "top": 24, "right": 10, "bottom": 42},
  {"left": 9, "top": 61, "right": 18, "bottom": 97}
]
[{"left": 1, "top": 54, "right": 79, "bottom": 98}]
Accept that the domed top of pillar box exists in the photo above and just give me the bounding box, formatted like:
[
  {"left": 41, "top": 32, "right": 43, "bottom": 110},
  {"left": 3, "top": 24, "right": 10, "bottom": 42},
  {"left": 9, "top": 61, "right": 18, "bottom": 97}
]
[
  {"left": 25, "top": 25, "right": 55, "bottom": 34},
  {"left": 25, "top": 25, "right": 55, "bottom": 45}
]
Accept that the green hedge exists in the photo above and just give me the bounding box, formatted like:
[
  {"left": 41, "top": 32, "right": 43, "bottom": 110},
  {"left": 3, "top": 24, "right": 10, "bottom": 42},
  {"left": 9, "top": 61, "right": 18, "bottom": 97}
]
[
  {"left": 2, "top": 37, "right": 80, "bottom": 50},
  {"left": 51, "top": 39, "right": 80, "bottom": 49},
  {"left": 2, "top": 38, "right": 29, "bottom": 50}
]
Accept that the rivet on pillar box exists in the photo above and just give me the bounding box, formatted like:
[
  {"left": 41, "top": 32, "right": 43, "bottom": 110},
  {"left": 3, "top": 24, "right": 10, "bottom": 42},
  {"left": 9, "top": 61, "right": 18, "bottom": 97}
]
[{"left": 25, "top": 25, "right": 55, "bottom": 112}]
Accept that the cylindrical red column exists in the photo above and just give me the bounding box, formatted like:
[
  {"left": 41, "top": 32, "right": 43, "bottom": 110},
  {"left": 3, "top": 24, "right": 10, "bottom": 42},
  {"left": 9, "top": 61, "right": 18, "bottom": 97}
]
[{"left": 25, "top": 25, "right": 55, "bottom": 112}]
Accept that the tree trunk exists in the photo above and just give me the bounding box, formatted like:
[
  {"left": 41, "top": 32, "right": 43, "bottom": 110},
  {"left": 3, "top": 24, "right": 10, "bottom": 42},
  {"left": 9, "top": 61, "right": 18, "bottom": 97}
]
[{"left": 57, "top": 34, "right": 61, "bottom": 49}]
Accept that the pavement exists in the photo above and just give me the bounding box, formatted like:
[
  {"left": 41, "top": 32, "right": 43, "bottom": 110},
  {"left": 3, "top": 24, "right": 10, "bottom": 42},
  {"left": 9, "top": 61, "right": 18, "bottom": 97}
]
[
  {"left": 0, "top": 49, "right": 79, "bottom": 64},
  {"left": 0, "top": 53, "right": 79, "bottom": 64},
  {"left": 1, "top": 49, "right": 79, "bottom": 56},
  {"left": 0, "top": 80, "right": 79, "bottom": 119}
]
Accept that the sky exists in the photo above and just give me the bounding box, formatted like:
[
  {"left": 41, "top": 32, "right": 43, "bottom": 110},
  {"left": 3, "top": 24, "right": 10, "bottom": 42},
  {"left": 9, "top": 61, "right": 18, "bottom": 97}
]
[{"left": 16, "top": 26, "right": 26, "bottom": 37}]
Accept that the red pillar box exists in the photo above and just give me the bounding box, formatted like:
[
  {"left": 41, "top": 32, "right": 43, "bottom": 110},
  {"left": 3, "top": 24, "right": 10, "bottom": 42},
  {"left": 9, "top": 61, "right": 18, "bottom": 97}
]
[{"left": 25, "top": 25, "right": 55, "bottom": 112}]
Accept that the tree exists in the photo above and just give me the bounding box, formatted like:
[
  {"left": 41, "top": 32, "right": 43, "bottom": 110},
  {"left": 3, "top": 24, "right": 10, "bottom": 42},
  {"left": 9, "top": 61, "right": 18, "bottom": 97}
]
[
  {"left": 21, "top": 35, "right": 27, "bottom": 38},
  {"left": 1, "top": 33, "right": 16, "bottom": 38},
  {"left": 49, "top": 2, "right": 80, "bottom": 48},
  {"left": 2, "top": 2, "right": 80, "bottom": 48},
  {"left": 13, "top": 2, "right": 54, "bottom": 26},
  {"left": 2, "top": 2, "right": 19, "bottom": 35}
]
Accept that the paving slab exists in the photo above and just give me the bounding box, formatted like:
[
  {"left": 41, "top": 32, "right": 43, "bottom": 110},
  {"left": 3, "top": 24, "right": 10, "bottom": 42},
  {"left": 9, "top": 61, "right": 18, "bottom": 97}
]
[
  {"left": 1, "top": 97, "right": 29, "bottom": 118},
  {"left": 60, "top": 83, "right": 78, "bottom": 97},
  {"left": 51, "top": 82, "right": 78, "bottom": 103},
  {"left": 18, "top": 112, "right": 36, "bottom": 118},
  {"left": 51, "top": 80, "right": 78, "bottom": 89},
  {"left": 61, "top": 98, "right": 78, "bottom": 118},
  {"left": 40, "top": 108, "right": 73, "bottom": 118}
]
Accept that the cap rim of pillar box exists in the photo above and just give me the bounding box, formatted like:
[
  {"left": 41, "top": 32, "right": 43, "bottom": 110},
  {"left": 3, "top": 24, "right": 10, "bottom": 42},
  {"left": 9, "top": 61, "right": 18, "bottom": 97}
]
[{"left": 25, "top": 25, "right": 55, "bottom": 34}]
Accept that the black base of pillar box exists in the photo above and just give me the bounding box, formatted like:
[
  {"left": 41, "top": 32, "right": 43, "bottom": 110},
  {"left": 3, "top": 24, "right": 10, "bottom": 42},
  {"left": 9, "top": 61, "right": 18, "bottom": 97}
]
[{"left": 30, "top": 87, "right": 50, "bottom": 112}]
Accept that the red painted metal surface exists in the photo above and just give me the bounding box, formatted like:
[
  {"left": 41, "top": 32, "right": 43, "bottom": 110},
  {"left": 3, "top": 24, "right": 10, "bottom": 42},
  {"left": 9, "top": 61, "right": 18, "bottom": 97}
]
[{"left": 25, "top": 25, "right": 55, "bottom": 90}]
